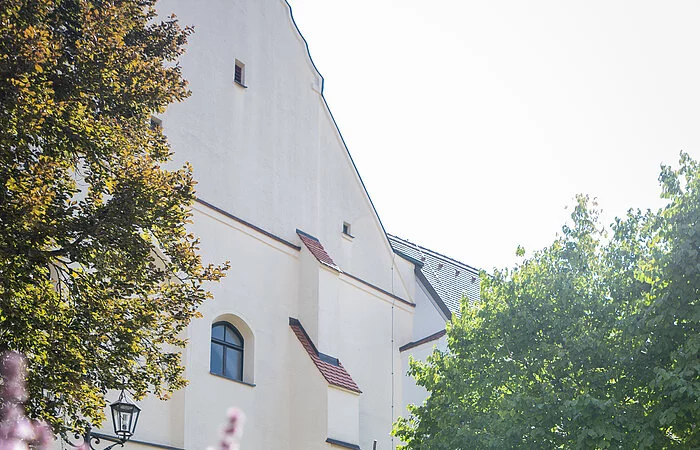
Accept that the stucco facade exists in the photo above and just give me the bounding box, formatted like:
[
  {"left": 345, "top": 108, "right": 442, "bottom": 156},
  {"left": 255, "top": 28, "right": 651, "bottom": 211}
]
[{"left": 84, "top": 1, "right": 478, "bottom": 449}]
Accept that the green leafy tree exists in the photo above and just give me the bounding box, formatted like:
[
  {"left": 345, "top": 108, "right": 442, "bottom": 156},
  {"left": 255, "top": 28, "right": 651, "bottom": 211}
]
[
  {"left": 0, "top": 0, "right": 227, "bottom": 436},
  {"left": 394, "top": 154, "right": 699, "bottom": 449}
]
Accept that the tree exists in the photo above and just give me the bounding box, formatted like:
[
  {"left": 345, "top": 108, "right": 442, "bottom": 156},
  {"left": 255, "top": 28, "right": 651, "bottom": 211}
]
[
  {"left": 394, "top": 154, "right": 699, "bottom": 449},
  {"left": 0, "top": 0, "right": 227, "bottom": 436}
]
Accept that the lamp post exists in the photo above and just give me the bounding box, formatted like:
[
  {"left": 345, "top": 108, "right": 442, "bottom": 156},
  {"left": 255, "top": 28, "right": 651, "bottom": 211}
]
[{"left": 67, "top": 390, "right": 141, "bottom": 450}]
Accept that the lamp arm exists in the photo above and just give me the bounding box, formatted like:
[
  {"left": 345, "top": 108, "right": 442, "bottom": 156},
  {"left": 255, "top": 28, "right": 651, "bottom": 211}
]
[
  {"left": 64, "top": 430, "right": 125, "bottom": 450},
  {"left": 89, "top": 435, "right": 125, "bottom": 450},
  {"left": 87, "top": 431, "right": 126, "bottom": 450},
  {"left": 62, "top": 432, "right": 86, "bottom": 449}
]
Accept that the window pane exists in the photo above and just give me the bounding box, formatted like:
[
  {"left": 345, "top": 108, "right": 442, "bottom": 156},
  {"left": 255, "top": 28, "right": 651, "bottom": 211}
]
[
  {"left": 224, "top": 326, "right": 243, "bottom": 347},
  {"left": 212, "top": 324, "right": 225, "bottom": 341},
  {"left": 210, "top": 342, "right": 224, "bottom": 375},
  {"left": 118, "top": 412, "right": 130, "bottom": 433},
  {"left": 224, "top": 348, "right": 243, "bottom": 380}
]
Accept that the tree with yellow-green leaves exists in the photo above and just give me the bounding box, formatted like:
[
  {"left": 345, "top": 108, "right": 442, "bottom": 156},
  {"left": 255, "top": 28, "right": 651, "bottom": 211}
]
[
  {"left": 394, "top": 154, "right": 699, "bottom": 449},
  {"left": 0, "top": 0, "right": 227, "bottom": 436}
]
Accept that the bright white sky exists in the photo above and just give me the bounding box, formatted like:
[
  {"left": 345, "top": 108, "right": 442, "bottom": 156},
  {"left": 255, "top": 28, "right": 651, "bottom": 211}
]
[{"left": 288, "top": 0, "right": 700, "bottom": 271}]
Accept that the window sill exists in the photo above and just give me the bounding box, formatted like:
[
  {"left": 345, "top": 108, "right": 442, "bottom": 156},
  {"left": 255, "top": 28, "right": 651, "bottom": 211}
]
[
  {"left": 209, "top": 372, "right": 256, "bottom": 387},
  {"left": 341, "top": 232, "right": 354, "bottom": 241},
  {"left": 234, "top": 80, "right": 248, "bottom": 89}
]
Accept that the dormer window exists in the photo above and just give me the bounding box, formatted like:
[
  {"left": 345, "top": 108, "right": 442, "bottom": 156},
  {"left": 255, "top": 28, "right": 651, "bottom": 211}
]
[{"left": 234, "top": 59, "right": 246, "bottom": 87}]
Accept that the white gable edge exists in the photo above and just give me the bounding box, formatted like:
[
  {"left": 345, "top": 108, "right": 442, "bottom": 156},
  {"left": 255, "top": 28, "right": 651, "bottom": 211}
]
[
  {"left": 281, "top": 0, "right": 325, "bottom": 93},
  {"left": 281, "top": 0, "right": 413, "bottom": 302}
]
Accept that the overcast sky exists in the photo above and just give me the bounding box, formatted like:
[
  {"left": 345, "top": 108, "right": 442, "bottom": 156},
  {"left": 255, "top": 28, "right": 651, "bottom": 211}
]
[{"left": 287, "top": 0, "right": 700, "bottom": 271}]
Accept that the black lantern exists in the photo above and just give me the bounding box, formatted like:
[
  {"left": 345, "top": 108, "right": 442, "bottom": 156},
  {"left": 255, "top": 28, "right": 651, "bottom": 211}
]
[
  {"left": 110, "top": 390, "right": 141, "bottom": 440},
  {"left": 65, "top": 390, "right": 142, "bottom": 450}
]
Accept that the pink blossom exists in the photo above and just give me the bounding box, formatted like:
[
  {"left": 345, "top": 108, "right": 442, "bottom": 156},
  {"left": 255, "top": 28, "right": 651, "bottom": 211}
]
[
  {"left": 0, "top": 352, "right": 53, "bottom": 450},
  {"left": 207, "top": 407, "right": 245, "bottom": 450}
]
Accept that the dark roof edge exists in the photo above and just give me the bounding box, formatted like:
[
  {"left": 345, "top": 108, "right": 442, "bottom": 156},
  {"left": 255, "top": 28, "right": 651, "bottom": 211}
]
[
  {"left": 399, "top": 329, "right": 447, "bottom": 352},
  {"left": 296, "top": 228, "right": 319, "bottom": 242},
  {"left": 285, "top": 0, "right": 403, "bottom": 286},
  {"left": 319, "top": 96, "right": 397, "bottom": 264},
  {"left": 195, "top": 198, "right": 301, "bottom": 251},
  {"left": 288, "top": 318, "right": 342, "bottom": 367},
  {"left": 297, "top": 229, "right": 342, "bottom": 273},
  {"left": 282, "top": 2, "right": 406, "bottom": 305},
  {"left": 289, "top": 317, "right": 319, "bottom": 354},
  {"left": 282, "top": 0, "right": 325, "bottom": 93},
  {"left": 388, "top": 234, "right": 480, "bottom": 274},
  {"left": 196, "top": 200, "right": 412, "bottom": 307},
  {"left": 342, "top": 272, "right": 415, "bottom": 308},
  {"left": 326, "top": 438, "right": 361, "bottom": 449},
  {"left": 289, "top": 318, "right": 362, "bottom": 394},
  {"left": 392, "top": 249, "right": 424, "bottom": 267},
  {"left": 414, "top": 267, "right": 452, "bottom": 320}
]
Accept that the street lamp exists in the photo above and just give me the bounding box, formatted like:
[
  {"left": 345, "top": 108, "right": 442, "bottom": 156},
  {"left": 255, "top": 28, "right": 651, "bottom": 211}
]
[
  {"left": 110, "top": 390, "right": 141, "bottom": 441},
  {"left": 67, "top": 390, "right": 141, "bottom": 450}
]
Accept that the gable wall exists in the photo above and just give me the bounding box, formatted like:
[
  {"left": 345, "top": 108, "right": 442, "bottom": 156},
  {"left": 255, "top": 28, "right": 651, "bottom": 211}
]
[
  {"left": 158, "top": 0, "right": 404, "bottom": 296},
  {"left": 107, "top": 2, "right": 432, "bottom": 448}
]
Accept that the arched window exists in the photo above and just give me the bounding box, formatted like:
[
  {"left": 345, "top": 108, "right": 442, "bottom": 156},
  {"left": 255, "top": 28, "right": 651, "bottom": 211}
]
[{"left": 210, "top": 322, "right": 244, "bottom": 381}]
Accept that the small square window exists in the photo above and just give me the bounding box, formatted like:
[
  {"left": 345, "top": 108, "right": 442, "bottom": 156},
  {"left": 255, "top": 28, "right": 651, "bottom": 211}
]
[
  {"left": 342, "top": 222, "right": 352, "bottom": 236},
  {"left": 149, "top": 116, "right": 162, "bottom": 131},
  {"left": 234, "top": 59, "right": 246, "bottom": 87}
]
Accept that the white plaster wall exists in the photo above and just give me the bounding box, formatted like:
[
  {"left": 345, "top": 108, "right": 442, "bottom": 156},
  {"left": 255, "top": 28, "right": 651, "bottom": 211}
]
[
  {"left": 327, "top": 387, "right": 360, "bottom": 444},
  {"left": 411, "top": 281, "right": 449, "bottom": 341},
  {"left": 182, "top": 207, "right": 302, "bottom": 450},
  {"left": 299, "top": 244, "right": 322, "bottom": 346},
  {"left": 49, "top": 1, "right": 439, "bottom": 448},
  {"left": 158, "top": 0, "right": 407, "bottom": 298},
  {"left": 125, "top": 390, "right": 184, "bottom": 448},
  {"left": 317, "top": 267, "right": 341, "bottom": 357},
  {"left": 290, "top": 328, "right": 329, "bottom": 450},
  {"left": 334, "top": 278, "right": 414, "bottom": 450},
  {"left": 393, "top": 256, "right": 417, "bottom": 301},
  {"left": 101, "top": 1, "right": 434, "bottom": 448},
  {"left": 102, "top": 204, "right": 418, "bottom": 450}
]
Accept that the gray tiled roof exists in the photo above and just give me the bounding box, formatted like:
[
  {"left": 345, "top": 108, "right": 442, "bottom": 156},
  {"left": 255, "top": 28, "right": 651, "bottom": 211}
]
[{"left": 388, "top": 234, "right": 480, "bottom": 316}]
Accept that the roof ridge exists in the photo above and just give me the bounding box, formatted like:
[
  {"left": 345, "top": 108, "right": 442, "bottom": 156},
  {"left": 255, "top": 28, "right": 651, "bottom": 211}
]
[{"left": 388, "top": 234, "right": 480, "bottom": 274}]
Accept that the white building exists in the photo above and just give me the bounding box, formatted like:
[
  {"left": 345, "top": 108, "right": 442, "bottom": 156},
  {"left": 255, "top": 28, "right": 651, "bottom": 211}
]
[{"left": 109, "top": 1, "right": 480, "bottom": 449}]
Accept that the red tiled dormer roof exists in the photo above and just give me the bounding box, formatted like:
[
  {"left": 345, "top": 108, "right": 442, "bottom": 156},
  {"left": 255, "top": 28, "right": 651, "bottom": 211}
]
[
  {"left": 296, "top": 230, "right": 341, "bottom": 272},
  {"left": 289, "top": 318, "right": 361, "bottom": 394}
]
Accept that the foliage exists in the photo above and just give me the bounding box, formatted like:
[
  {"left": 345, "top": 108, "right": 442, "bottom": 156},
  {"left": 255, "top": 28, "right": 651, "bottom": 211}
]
[
  {"left": 394, "top": 154, "right": 699, "bottom": 449},
  {"left": 0, "top": 0, "right": 227, "bottom": 436}
]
